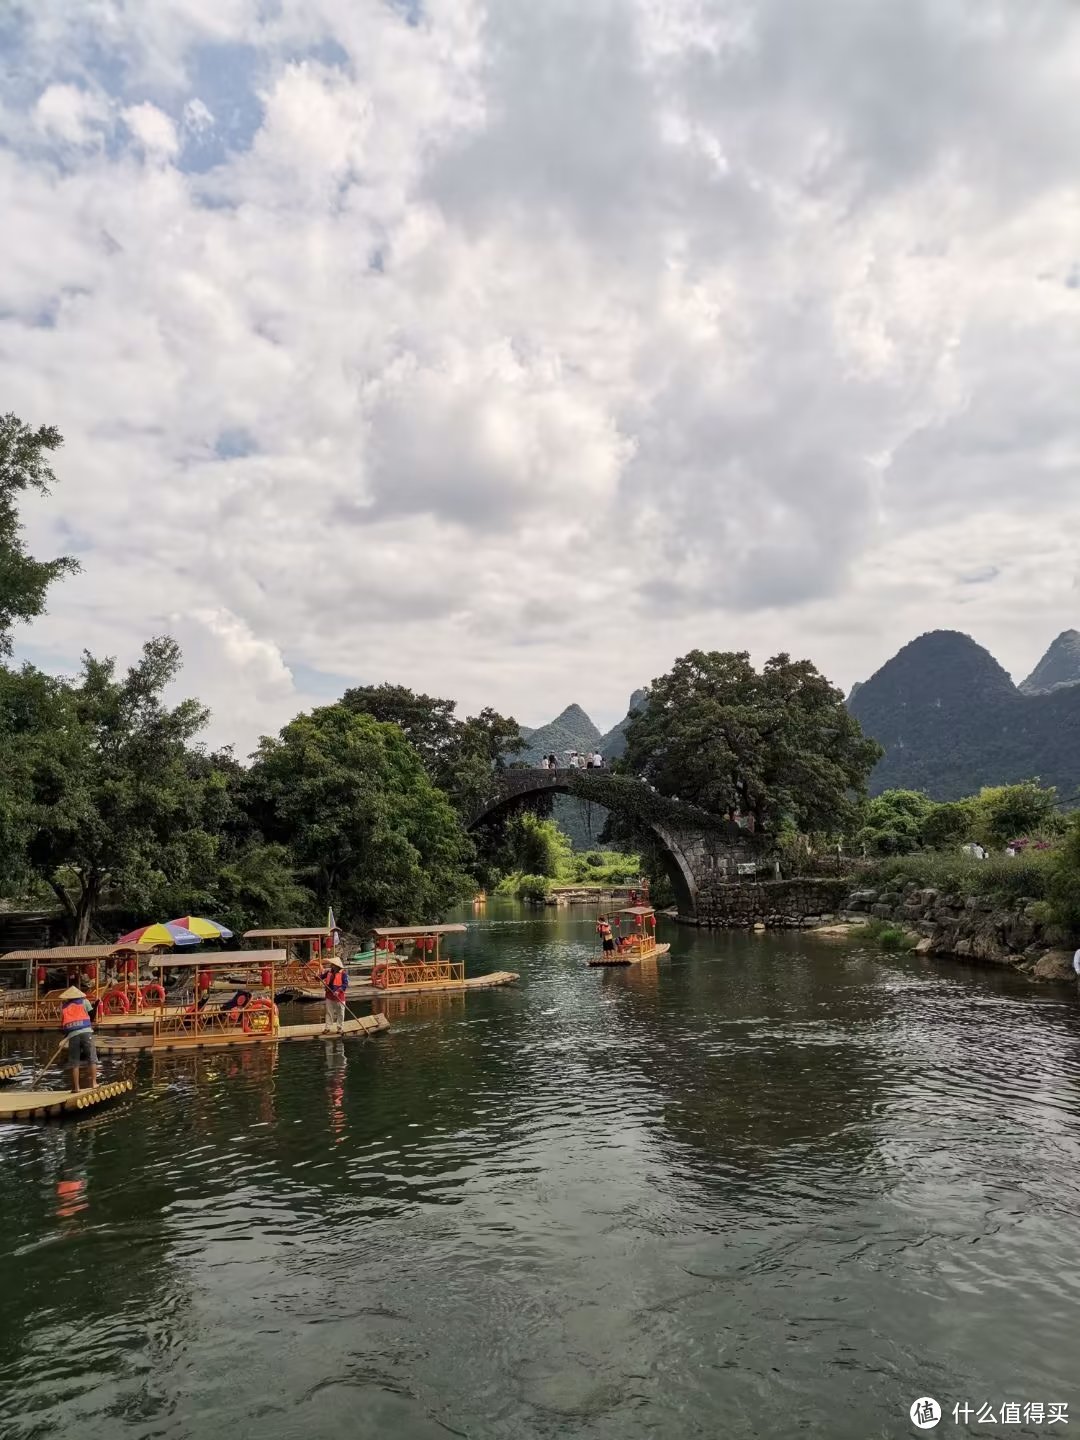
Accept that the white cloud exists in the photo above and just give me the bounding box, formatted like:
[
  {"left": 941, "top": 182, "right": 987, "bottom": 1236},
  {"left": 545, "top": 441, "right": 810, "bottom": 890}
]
[
  {"left": 3, "top": 0, "right": 1080, "bottom": 747},
  {"left": 33, "top": 83, "right": 111, "bottom": 146},
  {"left": 122, "top": 102, "right": 180, "bottom": 159}
]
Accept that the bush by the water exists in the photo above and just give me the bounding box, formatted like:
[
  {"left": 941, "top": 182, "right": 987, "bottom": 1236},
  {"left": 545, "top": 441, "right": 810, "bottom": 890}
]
[
  {"left": 514, "top": 874, "right": 551, "bottom": 904},
  {"left": 862, "top": 919, "right": 919, "bottom": 952},
  {"left": 863, "top": 850, "right": 1054, "bottom": 904}
]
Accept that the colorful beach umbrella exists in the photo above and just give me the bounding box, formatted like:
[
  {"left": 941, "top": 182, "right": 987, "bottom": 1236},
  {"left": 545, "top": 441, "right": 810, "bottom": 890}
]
[
  {"left": 116, "top": 921, "right": 201, "bottom": 948},
  {"left": 168, "top": 916, "right": 234, "bottom": 940}
]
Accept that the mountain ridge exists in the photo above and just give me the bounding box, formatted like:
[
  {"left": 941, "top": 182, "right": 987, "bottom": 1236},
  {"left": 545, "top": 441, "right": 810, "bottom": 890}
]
[{"left": 849, "top": 628, "right": 1080, "bottom": 800}]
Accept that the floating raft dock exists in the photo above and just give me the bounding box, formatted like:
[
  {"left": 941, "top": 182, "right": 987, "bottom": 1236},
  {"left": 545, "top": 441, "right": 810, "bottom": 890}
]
[
  {"left": 0, "top": 1062, "right": 24, "bottom": 1083},
  {"left": 286, "top": 970, "right": 520, "bottom": 1002},
  {"left": 96, "top": 1012, "right": 391, "bottom": 1055},
  {"left": 588, "top": 943, "right": 671, "bottom": 968},
  {"left": 0, "top": 1079, "right": 133, "bottom": 1123}
]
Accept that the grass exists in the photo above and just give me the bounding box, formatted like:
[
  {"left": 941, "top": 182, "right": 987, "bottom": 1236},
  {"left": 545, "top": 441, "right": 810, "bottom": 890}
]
[
  {"left": 862, "top": 918, "right": 919, "bottom": 952},
  {"left": 861, "top": 850, "right": 1054, "bottom": 904}
]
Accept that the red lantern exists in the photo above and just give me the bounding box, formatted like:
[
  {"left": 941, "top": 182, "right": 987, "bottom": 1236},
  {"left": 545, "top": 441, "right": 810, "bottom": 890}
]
[
  {"left": 260, "top": 967, "right": 271, "bottom": 989},
  {"left": 128, "top": 956, "right": 138, "bottom": 975},
  {"left": 37, "top": 966, "right": 46, "bottom": 987},
  {"left": 388, "top": 941, "right": 396, "bottom": 954},
  {"left": 312, "top": 936, "right": 321, "bottom": 956},
  {"left": 426, "top": 937, "right": 435, "bottom": 953},
  {"left": 648, "top": 914, "right": 656, "bottom": 929},
  {"left": 198, "top": 969, "right": 211, "bottom": 992}
]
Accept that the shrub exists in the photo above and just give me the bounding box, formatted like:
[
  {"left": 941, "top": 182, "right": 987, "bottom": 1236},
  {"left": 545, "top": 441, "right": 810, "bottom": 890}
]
[
  {"left": 862, "top": 918, "right": 918, "bottom": 951},
  {"left": 862, "top": 850, "right": 1055, "bottom": 903},
  {"left": 584, "top": 852, "right": 603, "bottom": 868},
  {"left": 1047, "top": 818, "right": 1080, "bottom": 941},
  {"left": 515, "top": 874, "right": 551, "bottom": 904}
]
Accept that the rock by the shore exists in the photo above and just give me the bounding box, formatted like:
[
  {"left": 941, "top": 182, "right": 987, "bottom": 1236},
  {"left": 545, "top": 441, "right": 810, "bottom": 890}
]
[{"left": 1032, "top": 950, "right": 1078, "bottom": 983}]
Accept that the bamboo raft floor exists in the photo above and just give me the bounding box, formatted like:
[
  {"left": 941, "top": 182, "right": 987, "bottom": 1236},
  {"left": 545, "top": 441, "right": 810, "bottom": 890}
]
[
  {"left": 96, "top": 1012, "right": 391, "bottom": 1055},
  {"left": 0, "top": 1006, "right": 188, "bottom": 1035},
  {"left": 0, "top": 1063, "right": 24, "bottom": 1083},
  {"left": 588, "top": 943, "right": 671, "bottom": 968},
  {"left": 284, "top": 970, "right": 520, "bottom": 1002},
  {"left": 0, "top": 1079, "right": 133, "bottom": 1123}
]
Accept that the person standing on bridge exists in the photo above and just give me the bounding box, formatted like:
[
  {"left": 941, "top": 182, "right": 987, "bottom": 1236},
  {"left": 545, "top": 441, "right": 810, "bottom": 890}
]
[{"left": 548, "top": 752, "right": 558, "bottom": 772}]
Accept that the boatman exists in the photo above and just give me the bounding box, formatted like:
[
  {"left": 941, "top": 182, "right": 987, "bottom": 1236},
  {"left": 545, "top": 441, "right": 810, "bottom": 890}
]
[
  {"left": 320, "top": 955, "right": 348, "bottom": 1035},
  {"left": 596, "top": 916, "right": 615, "bottom": 956},
  {"left": 59, "top": 985, "right": 99, "bottom": 1093}
]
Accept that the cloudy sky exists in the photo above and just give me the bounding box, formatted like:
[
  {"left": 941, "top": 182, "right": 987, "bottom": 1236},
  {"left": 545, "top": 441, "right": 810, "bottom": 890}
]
[{"left": 3, "top": 0, "right": 1079, "bottom": 751}]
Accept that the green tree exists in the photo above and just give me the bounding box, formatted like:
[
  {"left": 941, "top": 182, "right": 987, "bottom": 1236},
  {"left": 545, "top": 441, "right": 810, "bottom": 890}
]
[
  {"left": 922, "top": 797, "right": 978, "bottom": 850},
  {"left": 971, "top": 781, "right": 1060, "bottom": 849},
  {"left": 20, "top": 637, "right": 213, "bottom": 941},
  {"left": 340, "top": 683, "right": 523, "bottom": 813},
  {"left": 249, "top": 705, "right": 473, "bottom": 926},
  {"left": 856, "top": 789, "right": 935, "bottom": 855},
  {"left": 506, "top": 812, "right": 573, "bottom": 878},
  {"left": 0, "top": 413, "right": 77, "bottom": 653},
  {"left": 622, "top": 649, "right": 881, "bottom": 832}
]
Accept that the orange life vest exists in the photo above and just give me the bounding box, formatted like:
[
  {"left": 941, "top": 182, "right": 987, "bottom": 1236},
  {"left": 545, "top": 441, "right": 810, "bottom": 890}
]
[
  {"left": 61, "top": 999, "right": 92, "bottom": 1034},
  {"left": 322, "top": 967, "right": 347, "bottom": 1002}
]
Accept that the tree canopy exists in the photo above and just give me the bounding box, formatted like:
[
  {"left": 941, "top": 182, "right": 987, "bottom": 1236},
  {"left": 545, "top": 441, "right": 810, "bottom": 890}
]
[
  {"left": 249, "top": 705, "right": 475, "bottom": 926},
  {"left": 622, "top": 649, "right": 882, "bottom": 833},
  {"left": 0, "top": 413, "right": 77, "bottom": 654},
  {"left": 340, "top": 683, "right": 522, "bottom": 810}
]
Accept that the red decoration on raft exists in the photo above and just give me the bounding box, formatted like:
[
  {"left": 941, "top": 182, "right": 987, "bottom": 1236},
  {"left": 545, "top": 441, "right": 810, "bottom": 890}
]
[
  {"left": 260, "top": 966, "right": 271, "bottom": 989},
  {"left": 37, "top": 967, "right": 46, "bottom": 986}
]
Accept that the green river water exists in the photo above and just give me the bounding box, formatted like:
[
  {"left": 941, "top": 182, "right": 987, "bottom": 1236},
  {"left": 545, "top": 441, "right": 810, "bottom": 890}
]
[{"left": 1, "top": 903, "right": 1079, "bottom": 1439}]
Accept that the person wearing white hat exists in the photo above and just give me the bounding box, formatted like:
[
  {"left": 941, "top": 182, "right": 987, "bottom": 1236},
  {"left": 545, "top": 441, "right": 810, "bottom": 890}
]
[
  {"left": 319, "top": 955, "right": 349, "bottom": 1035},
  {"left": 59, "top": 986, "right": 99, "bottom": 1092}
]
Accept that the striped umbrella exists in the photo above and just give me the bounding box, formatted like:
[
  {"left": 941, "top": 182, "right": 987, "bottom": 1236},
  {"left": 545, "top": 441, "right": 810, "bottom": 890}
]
[
  {"left": 167, "top": 916, "right": 234, "bottom": 941},
  {"left": 116, "top": 922, "right": 201, "bottom": 948}
]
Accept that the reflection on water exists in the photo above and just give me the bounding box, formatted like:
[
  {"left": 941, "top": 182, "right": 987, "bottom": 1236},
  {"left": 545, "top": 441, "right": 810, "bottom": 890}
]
[{"left": 2, "top": 901, "right": 1080, "bottom": 1439}]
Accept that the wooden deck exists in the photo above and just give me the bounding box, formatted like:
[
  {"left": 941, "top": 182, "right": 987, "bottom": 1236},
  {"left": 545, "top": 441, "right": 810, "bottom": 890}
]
[
  {"left": 96, "top": 1011, "right": 391, "bottom": 1055},
  {"left": 0, "top": 1062, "right": 24, "bottom": 1083},
  {"left": 0, "top": 1079, "right": 133, "bottom": 1123},
  {"left": 286, "top": 970, "right": 520, "bottom": 1002},
  {"left": 588, "top": 943, "right": 670, "bottom": 968}
]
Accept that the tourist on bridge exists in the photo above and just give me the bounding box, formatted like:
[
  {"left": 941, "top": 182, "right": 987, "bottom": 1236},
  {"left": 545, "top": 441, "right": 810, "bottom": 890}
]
[
  {"left": 60, "top": 985, "right": 99, "bottom": 1093},
  {"left": 548, "top": 752, "right": 558, "bottom": 771},
  {"left": 320, "top": 955, "right": 349, "bottom": 1035}
]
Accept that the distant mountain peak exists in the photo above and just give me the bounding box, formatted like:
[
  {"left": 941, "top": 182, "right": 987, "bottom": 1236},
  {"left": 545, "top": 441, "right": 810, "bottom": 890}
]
[
  {"left": 1020, "top": 629, "right": 1080, "bottom": 695},
  {"left": 850, "top": 627, "right": 1080, "bottom": 800}
]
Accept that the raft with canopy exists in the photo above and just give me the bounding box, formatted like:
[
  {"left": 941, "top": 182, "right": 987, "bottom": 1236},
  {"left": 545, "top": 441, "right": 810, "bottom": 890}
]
[
  {"left": 588, "top": 906, "right": 670, "bottom": 967},
  {"left": 0, "top": 944, "right": 182, "bottom": 1033},
  {"left": 95, "top": 951, "right": 390, "bottom": 1054},
  {"left": 369, "top": 925, "right": 518, "bottom": 996}
]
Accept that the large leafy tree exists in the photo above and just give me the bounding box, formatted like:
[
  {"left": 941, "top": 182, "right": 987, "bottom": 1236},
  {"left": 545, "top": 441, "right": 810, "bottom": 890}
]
[
  {"left": 249, "top": 705, "right": 474, "bottom": 926},
  {"left": 0, "top": 413, "right": 77, "bottom": 653},
  {"left": 21, "top": 637, "right": 214, "bottom": 941},
  {"left": 340, "top": 682, "right": 523, "bottom": 813},
  {"left": 622, "top": 649, "right": 882, "bottom": 833},
  {"left": 971, "top": 781, "right": 1061, "bottom": 849}
]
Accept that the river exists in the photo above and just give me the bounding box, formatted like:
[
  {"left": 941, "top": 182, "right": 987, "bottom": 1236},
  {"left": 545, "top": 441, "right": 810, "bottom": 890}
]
[{"left": 1, "top": 904, "right": 1079, "bottom": 1439}]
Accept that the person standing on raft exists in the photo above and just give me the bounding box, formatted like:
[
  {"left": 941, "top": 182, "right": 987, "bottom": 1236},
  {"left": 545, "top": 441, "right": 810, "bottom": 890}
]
[
  {"left": 60, "top": 985, "right": 99, "bottom": 1093},
  {"left": 320, "top": 955, "right": 348, "bottom": 1035},
  {"left": 596, "top": 916, "right": 615, "bottom": 955}
]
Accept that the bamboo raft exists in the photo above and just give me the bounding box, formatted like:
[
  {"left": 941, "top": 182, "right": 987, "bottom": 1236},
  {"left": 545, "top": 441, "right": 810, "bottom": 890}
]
[
  {"left": 589, "top": 943, "right": 670, "bottom": 968},
  {"left": 96, "top": 1011, "right": 391, "bottom": 1055},
  {"left": 0, "top": 1062, "right": 24, "bottom": 1083},
  {"left": 287, "top": 970, "right": 520, "bottom": 1002},
  {"left": 0, "top": 1079, "right": 133, "bottom": 1123}
]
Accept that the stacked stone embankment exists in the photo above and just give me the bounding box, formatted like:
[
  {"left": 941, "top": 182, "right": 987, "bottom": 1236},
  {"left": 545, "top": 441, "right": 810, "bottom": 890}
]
[
  {"left": 688, "top": 878, "right": 851, "bottom": 929},
  {"left": 843, "top": 882, "right": 1076, "bottom": 980}
]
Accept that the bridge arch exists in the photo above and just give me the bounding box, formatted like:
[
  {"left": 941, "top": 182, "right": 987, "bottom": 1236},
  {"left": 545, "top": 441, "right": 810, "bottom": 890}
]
[{"left": 468, "top": 769, "right": 700, "bottom": 915}]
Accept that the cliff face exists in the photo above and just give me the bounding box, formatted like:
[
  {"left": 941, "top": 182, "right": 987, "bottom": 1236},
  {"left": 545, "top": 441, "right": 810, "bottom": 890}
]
[
  {"left": 1019, "top": 629, "right": 1080, "bottom": 695},
  {"left": 597, "top": 688, "right": 648, "bottom": 761},
  {"left": 849, "top": 629, "right": 1080, "bottom": 799}
]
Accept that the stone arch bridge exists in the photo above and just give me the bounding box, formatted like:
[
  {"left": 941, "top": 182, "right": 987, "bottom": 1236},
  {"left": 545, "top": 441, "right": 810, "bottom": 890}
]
[{"left": 468, "top": 768, "right": 762, "bottom": 919}]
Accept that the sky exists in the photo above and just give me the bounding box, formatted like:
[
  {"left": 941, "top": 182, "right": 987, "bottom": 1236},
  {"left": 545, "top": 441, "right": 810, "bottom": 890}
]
[{"left": 2, "top": 0, "right": 1079, "bottom": 752}]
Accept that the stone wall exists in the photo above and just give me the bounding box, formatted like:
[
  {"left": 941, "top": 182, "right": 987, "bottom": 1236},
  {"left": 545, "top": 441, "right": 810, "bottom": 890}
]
[
  {"left": 844, "top": 883, "right": 1048, "bottom": 967},
  {"left": 686, "top": 877, "right": 851, "bottom": 929}
]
